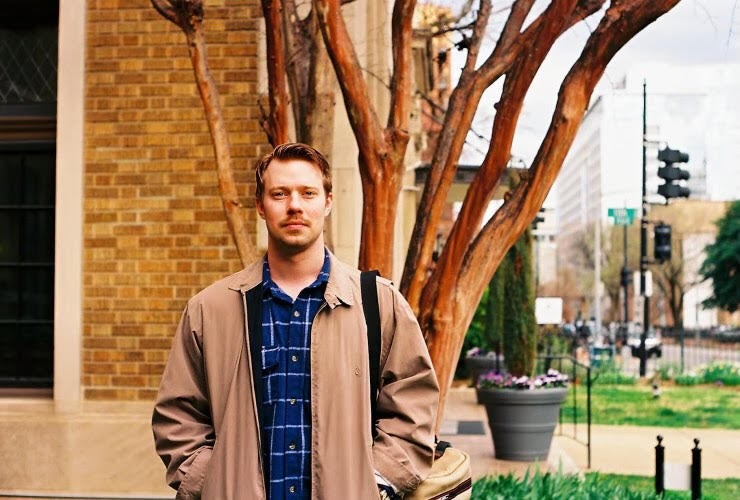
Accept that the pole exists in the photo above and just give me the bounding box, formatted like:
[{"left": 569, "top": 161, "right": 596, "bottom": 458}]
[
  {"left": 640, "top": 80, "right": 649, "bottom": 377},
  {"left": 691, "top": 438, "right": 702, "bottom": 500},
  {"left": 594, "top": 216, "right": 602, "bottom": 342},
  {"left": 623, "top": 225, "right": 629, "bottom": 326},
  {"left": 655, "top": 435, "right": 664, "bottom": 495}
]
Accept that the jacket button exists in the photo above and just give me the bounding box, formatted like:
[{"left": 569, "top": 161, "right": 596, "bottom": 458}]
[
  {"left": 291, "top": 354, "right": 298, "bottom": 362},
  {"left": 289, "top": 485, "right": 296, "bottom": 493},
  {"left": 354, "top": 368, "right": 360, "bottom": 376}
]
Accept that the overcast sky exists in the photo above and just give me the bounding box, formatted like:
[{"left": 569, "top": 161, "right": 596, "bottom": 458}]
[{"left": 451, "top": 0, "right": 740, "bottom": 165}]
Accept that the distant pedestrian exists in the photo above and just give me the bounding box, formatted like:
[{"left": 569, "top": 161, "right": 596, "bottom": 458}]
[{"left": 152, "top": 143, "right": 439, "bottom": 499}]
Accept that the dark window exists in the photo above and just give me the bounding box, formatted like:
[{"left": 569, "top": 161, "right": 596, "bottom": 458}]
[
  {"left": 0, "top": 143, "right": 55, "bottom": 387},
  {"left": 0, "top": 0, "right": 57, "bottom": 388}
]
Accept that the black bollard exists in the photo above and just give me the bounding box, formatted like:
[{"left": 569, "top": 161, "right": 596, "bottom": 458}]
[
  {"left": 691, "top": 438, "right": 701, "bottom": 500},
  {"left": 655, "top": 435, "right": 664, "bottom": 495}
]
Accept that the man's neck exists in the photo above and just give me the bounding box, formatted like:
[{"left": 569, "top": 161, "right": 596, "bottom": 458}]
[{"left": 266, "top": 243, "right": 326, "bottom": 300}]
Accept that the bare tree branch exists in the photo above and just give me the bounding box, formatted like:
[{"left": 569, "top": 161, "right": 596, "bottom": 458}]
[
  {"left": 151, "top": 0, "right": 257, "bottom": 266},
  {"left": 262, "top": 0, "right": 291, "bottom": 145}
]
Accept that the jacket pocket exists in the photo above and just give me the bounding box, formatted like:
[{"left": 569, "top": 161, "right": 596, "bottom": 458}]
[
  {"left": 176, "top": 446, "right": 213, "bottom": 500},
  {"left": 261, "top": 345, "right": 281, "bottom": 405}
]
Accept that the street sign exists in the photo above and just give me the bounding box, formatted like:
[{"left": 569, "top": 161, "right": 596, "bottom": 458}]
[
  {"left": 633, "top": 270, "right": 653, "bottom": 298},
  {"left": 535, "top": 297, "right": 563, "bottom": 325},
  {"left": 607, "top": 207, "right": 638, "bottom": 225}
]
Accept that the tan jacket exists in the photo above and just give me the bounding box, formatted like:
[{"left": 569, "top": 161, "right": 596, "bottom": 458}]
[{"left": 152, "top": 254, "right": 439, "bottom": 499}]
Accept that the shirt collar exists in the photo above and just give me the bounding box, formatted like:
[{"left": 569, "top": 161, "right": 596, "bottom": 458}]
[{"left": 261, "top": 249, "right": 331, "bottom": 294}]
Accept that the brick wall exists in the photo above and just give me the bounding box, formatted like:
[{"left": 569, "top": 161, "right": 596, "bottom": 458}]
[{"left": 83, "top": 0, "right": 266, "bottom": 400}]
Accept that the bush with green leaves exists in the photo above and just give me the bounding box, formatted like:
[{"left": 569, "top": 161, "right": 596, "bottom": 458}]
[
  {"left": 674, "top": 373, "right": 701, "bottom": 386},
  {"left": 700, "top": 361, "right": 740, "bottom": 386},
  {"left": 674, "top": 361, "right": 740, "bottom": 386},
  {"left": 588, "top": 360, "right": 637, "bottom": 386},
  {"left": 657, "top": 362, "right": 681, "bottom": 381},
  {"left": 472, "top": 468, "right": 659, "bottom": 500}
]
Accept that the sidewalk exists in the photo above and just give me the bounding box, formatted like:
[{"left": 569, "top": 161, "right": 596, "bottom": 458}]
[
  {"left": 442, "top": 387, "right": 740, "bottom": 480},
  {"left": 0, "top": 388, "right": 737, "bottom": 498}
]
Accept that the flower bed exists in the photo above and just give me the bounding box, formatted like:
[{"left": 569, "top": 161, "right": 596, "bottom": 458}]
[{"left": 478, "top": 368, "right": 568, "bottom": 390}]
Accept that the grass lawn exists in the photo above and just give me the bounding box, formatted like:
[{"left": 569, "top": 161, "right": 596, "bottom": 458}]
[
  {"left": 560, "top": 384, "right": 740, "bottom": 428},
  {"left": 586, "top": 473, "right": 740, "bottom": 500}
]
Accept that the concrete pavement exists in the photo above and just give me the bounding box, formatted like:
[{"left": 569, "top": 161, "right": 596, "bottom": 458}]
[
  {"left": 0, "top": 387, "right": 737, "bottom": 498},
  {"left": 441, "top": 387, "right": 740, "bottom": 480}
]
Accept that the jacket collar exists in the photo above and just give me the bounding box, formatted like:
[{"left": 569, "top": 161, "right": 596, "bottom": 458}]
[{"left": 226, "top": 250, "right": 355, "bottom": 309}]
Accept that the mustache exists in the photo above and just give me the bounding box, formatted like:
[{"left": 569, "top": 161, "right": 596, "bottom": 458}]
[{"left": 281, "top": 218, "right": 308, "bottom": 226}]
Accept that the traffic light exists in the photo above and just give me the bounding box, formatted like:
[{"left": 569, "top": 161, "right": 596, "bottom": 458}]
[
  {"left": 657, "top": 146, "right": 690, "bottom": 199},
  {"left": 620, "top": 267, "right": 633, "bottom": 287},
  {"left": 654, "top": 223, "right": 672, "bottom": 262},
  {"left": 531, "top": 208, "right": 545, "bottom": 229}
]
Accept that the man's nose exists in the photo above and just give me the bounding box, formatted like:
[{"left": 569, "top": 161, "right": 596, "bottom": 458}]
[{"left": 287, "top": 192, "right": 302, "bottom": 211}]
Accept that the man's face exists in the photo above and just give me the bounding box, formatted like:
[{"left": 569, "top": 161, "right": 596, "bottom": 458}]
[{"left": 256, "top": 158, "right": 332, "bottom": 255}]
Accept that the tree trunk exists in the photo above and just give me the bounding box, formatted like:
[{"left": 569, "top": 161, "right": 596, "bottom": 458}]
[{"left": 151, "top": 0, "right": 258, "bottom": 267}]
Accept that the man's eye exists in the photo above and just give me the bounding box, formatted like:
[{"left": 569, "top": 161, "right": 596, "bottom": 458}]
[
  {"left": 272, "top": 191, "right": 285, "bottom": 198},
  {"left": 304, "top": 190, "right": 317, "bottom": 197}
]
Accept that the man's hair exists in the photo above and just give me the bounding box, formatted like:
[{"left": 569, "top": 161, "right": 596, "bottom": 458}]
[{"left": 255, "top": 142, "right": 332, "bottom": 200}]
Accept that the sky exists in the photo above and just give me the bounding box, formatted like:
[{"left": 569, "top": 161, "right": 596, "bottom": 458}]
[{"left": 447, "top": 0, "right": 740, "bottom": 171}]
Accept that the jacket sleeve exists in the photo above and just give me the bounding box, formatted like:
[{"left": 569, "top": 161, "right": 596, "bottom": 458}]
[
  {"left": 152, "top": 302, "right": 215, "bottom": 499},
  {"left": 372, "top": 285, "right": 439, "bottom": 493}
]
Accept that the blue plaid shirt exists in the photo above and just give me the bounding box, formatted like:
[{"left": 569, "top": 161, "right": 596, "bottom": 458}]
[{"left": 261, "top": 252, "right": 329, "bottom": 499}]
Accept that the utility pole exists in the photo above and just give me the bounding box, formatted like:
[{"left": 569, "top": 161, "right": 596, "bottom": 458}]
[
  {"left": 594, "top": 216, "right": 602, "bottom": 342},
  {"left": 622, "top": 224, "right": 629, "bottom": 327},
  {"left": 639, "top": 80, "right": 649, "bottom": 377}
]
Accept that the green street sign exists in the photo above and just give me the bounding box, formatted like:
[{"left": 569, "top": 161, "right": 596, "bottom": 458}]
[{"left": 607, "top": 208, "right": 637, "bottom": 225}]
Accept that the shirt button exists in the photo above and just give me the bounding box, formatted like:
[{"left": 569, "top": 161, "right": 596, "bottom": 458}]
[
  {"left": 289, "top": 398, "right": 296, "bottom": 405},
  {"left": 289, "top": 485, "right": 296, "bottom": 493},
  {"left": 293, "top": 310, "right": 300, "bottom": 318},
  {"left": 289, "top": 442, "right": 296, "bottom": 450},
  {"left": 291, "top": 354, "right": 298, "bottom": 362}
]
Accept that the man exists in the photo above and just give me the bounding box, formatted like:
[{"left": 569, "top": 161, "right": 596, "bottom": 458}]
[{"left": 152, "top": 143, "right": 439, "bottom": 499}]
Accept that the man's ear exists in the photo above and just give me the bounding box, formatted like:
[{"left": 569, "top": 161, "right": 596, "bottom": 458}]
[
  {"left": 325, "top": 192, "right": 333, "bottom": 216},
  {"left": 256, "top": 199, "right": 265, "bottom": 219}
]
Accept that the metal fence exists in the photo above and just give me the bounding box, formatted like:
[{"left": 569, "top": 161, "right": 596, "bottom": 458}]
[
  {"left": 539, "top": 327, "right": 739, "bottom": 377},
  {"left": 656, "top": 328, "right": 740, "bottom": 375}
]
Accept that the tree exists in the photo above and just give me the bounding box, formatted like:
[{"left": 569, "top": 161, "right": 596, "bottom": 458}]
[
  {"left": 700, "top": 200, "right": 740, "bottom": 313},
  {"left": 152, "top": 0, "right": 681, "bottom": 427},
  {"left": 501, "top": 225, "right": 538, "bottom": 377},
  {"left": 602, "top": 223, "right": 640, "bottom": 323}
]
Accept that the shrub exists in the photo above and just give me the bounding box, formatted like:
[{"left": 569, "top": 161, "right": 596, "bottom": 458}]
[
  {"left": 473, "top": 469, "right": 659, "bottom": 499},
  {"left": 675, "top": 373, "right": 702, "bottom": 386},
  {"left": 593, "top": 370, "right": 638, "bottom": 386},
  {"left": 592, "top": 360, "right": 637, "bottom": 386},
  {"left": 700, "top": 361, "right": 740, "bottom": 386},
  {"left": 657, "top": 362, "right": 681, "bottom": 381},
  {"left": 674, "top": 362, "right": 740, "bottom": 386}
]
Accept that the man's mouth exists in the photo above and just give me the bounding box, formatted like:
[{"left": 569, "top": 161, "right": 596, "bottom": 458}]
[{"left": 283, "top": 220, "right": 307, "bottom": 229}]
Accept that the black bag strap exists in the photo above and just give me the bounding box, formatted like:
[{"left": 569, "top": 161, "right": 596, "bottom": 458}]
[
  {"left": 360, "top": 270, "right": 381, "bottom": 440},
  {"left": 244, "top": 285, "right": 269, "bottom": 484},
  {"left": 361, "top": 271, "right": 450, "bottom": 461}
]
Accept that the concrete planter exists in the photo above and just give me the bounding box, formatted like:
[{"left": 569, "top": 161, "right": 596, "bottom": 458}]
[
  {"left": 478, "top": 387, "right": 567, "bottom": 461},
  {"left": 464, "top": 355, "right": 501, "bottom": 387}
]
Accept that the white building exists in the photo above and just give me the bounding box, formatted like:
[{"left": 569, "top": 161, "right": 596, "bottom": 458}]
[
  {"left": 556, "top": 63, "right": 740, "bottom": 236},
  {"left": 555, "top": 63, "right": 740, "bottom": 328}
]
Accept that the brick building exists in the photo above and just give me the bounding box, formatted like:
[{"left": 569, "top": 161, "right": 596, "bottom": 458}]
[{"left": 1, "top": 0, "right": 267, "bottom": 402}]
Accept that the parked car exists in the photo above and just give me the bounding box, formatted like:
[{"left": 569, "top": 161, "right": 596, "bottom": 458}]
[{"left": 627, "top": 331, "right": 662, "bottom": 358}]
